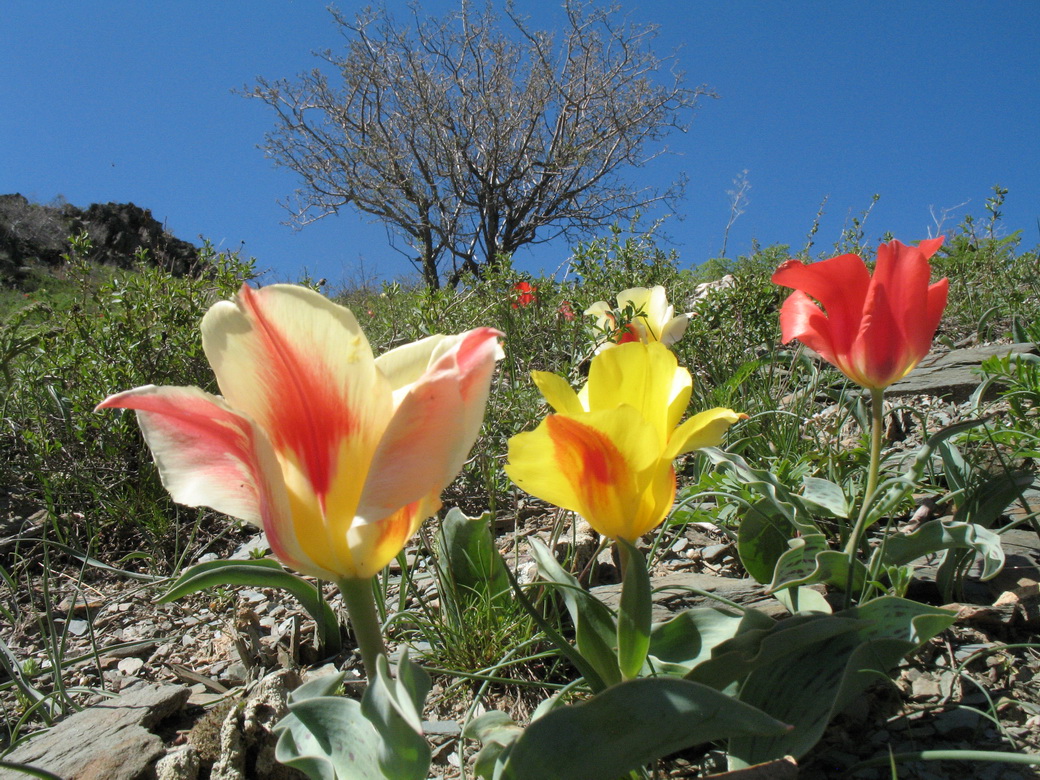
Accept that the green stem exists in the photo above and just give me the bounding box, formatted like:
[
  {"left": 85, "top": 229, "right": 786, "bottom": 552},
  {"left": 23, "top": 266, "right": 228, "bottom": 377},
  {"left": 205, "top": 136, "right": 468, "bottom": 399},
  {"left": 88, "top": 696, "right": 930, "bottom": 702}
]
[
  {"left": 337, "top": 577, "right": 386, "bottom": 682},
  {"left": 844, "top": 386, "right": 886, "bottom": 558}
]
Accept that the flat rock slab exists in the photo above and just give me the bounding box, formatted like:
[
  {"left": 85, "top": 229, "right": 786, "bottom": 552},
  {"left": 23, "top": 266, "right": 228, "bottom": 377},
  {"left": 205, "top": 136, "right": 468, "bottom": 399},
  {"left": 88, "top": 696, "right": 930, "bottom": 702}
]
[
  {"left": 593, "top": 571, "right": 790, "bottom": 623},
  {"left": 887, "top": 342, "right": 1036, "bottom": 400},
  {"left": 2, "top": 683, "right": 189, "bottom": 780}
]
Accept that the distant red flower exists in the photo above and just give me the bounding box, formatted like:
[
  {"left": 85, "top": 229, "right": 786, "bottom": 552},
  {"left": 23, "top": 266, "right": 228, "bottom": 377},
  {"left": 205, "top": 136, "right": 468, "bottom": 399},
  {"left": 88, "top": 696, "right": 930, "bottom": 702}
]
[
  {"left": 772, "top": 238, "right": 948, "bottom": 390},
  {"left": 511, "top": 281, "right": 537, "bottom": 308},
  {"left": 557, "top": 300, "right": 576, "bottom": 321}
]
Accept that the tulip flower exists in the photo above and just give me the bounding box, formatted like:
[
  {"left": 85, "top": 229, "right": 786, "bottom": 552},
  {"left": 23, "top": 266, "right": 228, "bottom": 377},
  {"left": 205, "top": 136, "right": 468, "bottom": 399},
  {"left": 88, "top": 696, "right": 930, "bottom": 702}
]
[
  {"left": 505, "top": 341, "right": 743, "bottom": 542},
  {"left": 773, "top": 238, "right": 949, "bottom": 562},
  {"left": 97, "top": 284, "right": 502, "bottom": 582},
  {"left": 585, "top": 286, "right": 689, "bottom": 351},
  {"left": 771, "top": 238, "right": 948, "bottom": 391},
  {"left": 511, "top": 281, "right": 538, "bottom": 308}
]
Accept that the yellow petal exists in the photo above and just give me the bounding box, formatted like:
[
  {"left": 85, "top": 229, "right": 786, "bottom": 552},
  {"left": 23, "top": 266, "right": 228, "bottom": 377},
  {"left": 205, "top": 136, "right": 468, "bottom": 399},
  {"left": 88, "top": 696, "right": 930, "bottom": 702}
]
[
  {"left": 586, "top": 342, "right": 691, "bottom": 438},
  {"left": 532, "top": 370, "right": 585, "bottom": 414},
  {"left": 347, "top": 492, "right": 442, "bottom": 579},
  {"left": 505, "top": 407, "right": 662, "bottom": 541},
  {"left": 666, "top": 407, "right": 747, "bottom": 459}
]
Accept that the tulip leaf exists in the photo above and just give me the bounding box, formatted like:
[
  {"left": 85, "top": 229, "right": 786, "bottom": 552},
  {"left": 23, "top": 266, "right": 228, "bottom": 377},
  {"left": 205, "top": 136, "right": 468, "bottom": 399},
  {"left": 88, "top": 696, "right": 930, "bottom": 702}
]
[
  {"left": 157, "top": 558, "right": 341, "bottom": 656},
  {"left": 528, "top": 537, "right": 620, "bottom": 690},
  {"left": 768, "top": 537, "right": 868, "bottom": 594},
  {"left": 800, "top": 476, "right": 850, "bottom": 518},
  {"left": 685, "top": 614, "right": 862, "bottom": 693},
  {"left": 772, "top": 586, "right": 832, "bottom": 615},
  {"left": 648, "top": 605, "right": 770, "bottom": 676},
  {"left": 437, "top": 508, "right": 511, "bottom": 610},
  {"left": 492, "top": 677, "right": 789, "bottom": 780},
  {"left": 702, "top": 448, "right": 821, "bottom": 536},
  {"left": 728, "top": 597, "right": 956, "bottom": 766},
  {"left": 274, "top": 652, "right": 432, "bottom": 780},
  {"left": 616, "top": 539, "right": 651, "bottom": 679},
  {"left": 360, "top": 651, "right": 431, "bottom": 780},
  {"left": 737, "top": 499, "right": 795, "bottom": 584},
  {"left": 465, "top": 711, "right": 524, "bottom": 780},
  {"left": 879, "top": 518, "right": 1005, "bottom": 581},
  {"left": 873, "top": 416, "right": 992, "bottom": 519},
  {"left": 275, "top": 695, "right": 384, "bottom": 780},
  {"left": 953, "top": 468, "right": 1034, "bottom": 528}
]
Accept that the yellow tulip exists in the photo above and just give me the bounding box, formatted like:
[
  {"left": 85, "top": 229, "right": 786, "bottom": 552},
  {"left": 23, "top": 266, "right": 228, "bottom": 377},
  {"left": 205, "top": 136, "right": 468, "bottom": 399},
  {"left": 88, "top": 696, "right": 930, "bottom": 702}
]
[
  {"left": 505, "top": 342, "right": 743, "bottom": 542},
  {"left": 585, "top": 285, "right": 689, "bottom": 351}
]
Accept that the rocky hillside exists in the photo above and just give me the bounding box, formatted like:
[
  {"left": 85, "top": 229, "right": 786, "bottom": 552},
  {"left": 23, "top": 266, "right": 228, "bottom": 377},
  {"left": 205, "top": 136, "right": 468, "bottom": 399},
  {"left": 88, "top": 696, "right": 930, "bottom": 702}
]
[{"left": 0, "top": 193, "right": 203, "bottom": 285}]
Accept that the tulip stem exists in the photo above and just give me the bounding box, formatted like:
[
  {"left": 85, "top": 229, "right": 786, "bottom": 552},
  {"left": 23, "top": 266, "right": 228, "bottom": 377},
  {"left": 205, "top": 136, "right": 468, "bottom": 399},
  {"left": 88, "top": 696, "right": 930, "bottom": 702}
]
[
  {"left": 338, "top": 577, "right": 386, "bottom": 682},
  {"left": 844, "top": 387, "right": 886, "bottom": 560}
]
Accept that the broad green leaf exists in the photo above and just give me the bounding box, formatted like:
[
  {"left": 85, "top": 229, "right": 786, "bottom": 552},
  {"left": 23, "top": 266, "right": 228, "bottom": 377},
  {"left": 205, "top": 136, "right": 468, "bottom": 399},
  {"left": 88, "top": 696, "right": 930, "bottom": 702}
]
[
  {"left": 737, "top": 499, "right": 794, "bottom": 584},
  {"left": 772, "top": 586, "right": 832, "bottom": 615},
  {"left": 769, "top": 540, "right": 868, "bottom": 593},
  {"left": 873, "top": 416, "right": 992, "bottom": 519},
  {"left": 727, "top": 597, "right": 956, "bottom": 767},
  {"left": 648, "top": 606, "right": 768, "bottom": 676},
  {"left": 528, "top": 537, "right": 620, "bottom": 689},
  {"left": 437, "top": 508, "right": 511, "bottom": 610},
  {"left": 465, "top": 712, "right": 523, "bottom": 780},
  {"left": 360, "top": 652, "right": 431, "bottom": 780},
  {"left": 879, "top": 518, "right": 1005, "bottom": 581},
  {"left": 701, "top": 448, "right": 820, "bottom": 537},
  {"left": 497, "top": 678, "right": 789, "bottom": 780},
  {"left": 616, "top": 539, "right": 651, "bottom": 680},
  {"left": 685, "top": 614, "right": 861, "bottom": 692},
  {"left": 275, "top": 696, "right": 383, "bottom": 780},
  {"left": 157, "top": 558, "right": 341, "bottom": 655},
  {"left": 800, "top": 476, "right": 849, "bottom": 518}
]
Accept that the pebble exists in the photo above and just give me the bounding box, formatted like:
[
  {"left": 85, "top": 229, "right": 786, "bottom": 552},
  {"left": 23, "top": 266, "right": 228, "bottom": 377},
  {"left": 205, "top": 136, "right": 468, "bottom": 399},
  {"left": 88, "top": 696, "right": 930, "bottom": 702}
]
[{"left": 117, "top": 657, "right": 144, "bottom": 676}]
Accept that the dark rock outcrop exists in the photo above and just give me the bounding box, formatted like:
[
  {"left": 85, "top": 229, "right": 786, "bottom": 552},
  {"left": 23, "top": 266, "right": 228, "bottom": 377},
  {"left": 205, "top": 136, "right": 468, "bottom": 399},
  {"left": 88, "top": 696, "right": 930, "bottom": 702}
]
[{"left": 0, "top": 193, "right": 203, "bottom": 283}]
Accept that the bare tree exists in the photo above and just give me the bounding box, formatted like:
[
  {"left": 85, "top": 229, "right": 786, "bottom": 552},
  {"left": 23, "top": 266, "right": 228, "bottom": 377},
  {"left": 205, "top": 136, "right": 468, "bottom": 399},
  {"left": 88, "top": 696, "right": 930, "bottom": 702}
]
[{"left": 246, "top": 1, "right": 712, "bottom": 288}]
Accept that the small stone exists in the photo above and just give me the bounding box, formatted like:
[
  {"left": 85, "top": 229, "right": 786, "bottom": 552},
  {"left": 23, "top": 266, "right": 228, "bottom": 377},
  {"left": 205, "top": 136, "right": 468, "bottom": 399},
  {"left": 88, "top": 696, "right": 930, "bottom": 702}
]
[
  {"left": 933, "top": 707, "right": 981, "bottom": 739},
  {"left": 155, "top": 743, "right": 200, "bottom": 780},
  {"left": 67, "top": 619, "right": 89, "bottom": 637},
  {"left": 118, "top": 657, "right": 145, "bottom": 676},
  {"left": 910, "top": 673, "right": 942, "bottom": 700},
  {"left": 701, "top": 543, "right": 731, "bottom": 562}
]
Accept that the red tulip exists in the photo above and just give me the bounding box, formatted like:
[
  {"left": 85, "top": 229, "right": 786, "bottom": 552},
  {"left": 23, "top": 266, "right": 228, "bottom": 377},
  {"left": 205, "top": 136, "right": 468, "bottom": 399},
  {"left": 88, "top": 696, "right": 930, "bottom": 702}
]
[{"left": 772, "top": 238, "right": 948, "bottom": 390}]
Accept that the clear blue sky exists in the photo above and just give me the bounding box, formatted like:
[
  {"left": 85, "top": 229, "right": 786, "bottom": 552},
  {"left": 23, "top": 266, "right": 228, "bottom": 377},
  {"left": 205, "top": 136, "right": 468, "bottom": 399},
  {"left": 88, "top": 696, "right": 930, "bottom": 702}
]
[{"left": 3, "top": 1, "right": 1038, "bottom": 287}]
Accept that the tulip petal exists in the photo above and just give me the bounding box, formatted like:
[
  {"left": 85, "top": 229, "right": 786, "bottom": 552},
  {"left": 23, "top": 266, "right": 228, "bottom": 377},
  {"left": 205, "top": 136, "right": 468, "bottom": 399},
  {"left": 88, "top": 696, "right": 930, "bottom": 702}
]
[
  {"left": 95, "top": 385, "right": 329, "bottom": 579},
  {"left": 772, "top": 255, "right": 872, "bottom": 356},
  {"left": 586, "top": 342, "right": 691, "bottom": 438},
  {"left": 667, "top": 407, "right": 747, "bottom": 459},
  {"left": 202, "top": 284, "right": 392, "bottom": 507},
  {"left": 852, "top": 239, "right": 947, "bottom": 388},
  {"left": 532, "top": 370, "right": 585, "bottom": 415},
  {"left": 505, "top": 407, "right": 664, "bottom": 541},
  {"left": 375, "top": 334, "right": 453, "bottom": 394},
  {"left": 660, "top": 314, "right": 690, "bottom": 346},
  {"left": 347, "top": 492, "right": 442, "bottom": 580},
  {"left": 778, "top": 291, "right": 844, "bottom": 369},
  {"left": 356, "top": 327, "right": 502, "bottom": 524}
]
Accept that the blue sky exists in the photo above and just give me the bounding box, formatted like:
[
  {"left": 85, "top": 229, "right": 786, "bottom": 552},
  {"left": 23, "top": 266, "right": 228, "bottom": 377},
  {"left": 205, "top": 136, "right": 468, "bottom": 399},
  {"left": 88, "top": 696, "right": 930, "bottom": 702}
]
[{"left": 3, "top": 2, "right": 1038, "bottom": 287}]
